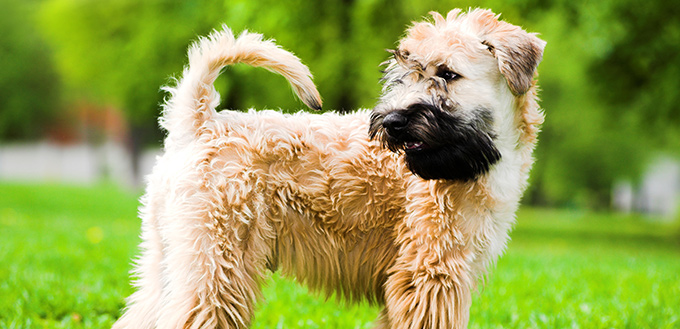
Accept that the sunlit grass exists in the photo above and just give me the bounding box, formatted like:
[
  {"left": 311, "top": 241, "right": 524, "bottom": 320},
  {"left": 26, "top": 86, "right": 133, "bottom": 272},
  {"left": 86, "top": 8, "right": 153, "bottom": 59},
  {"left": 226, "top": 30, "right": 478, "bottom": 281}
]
[
  {"left": 470, "top": 208, "right": 680, "bottom": 329},
  {"left": 1, "top": 184, "right": 678, "bottom": 328}
]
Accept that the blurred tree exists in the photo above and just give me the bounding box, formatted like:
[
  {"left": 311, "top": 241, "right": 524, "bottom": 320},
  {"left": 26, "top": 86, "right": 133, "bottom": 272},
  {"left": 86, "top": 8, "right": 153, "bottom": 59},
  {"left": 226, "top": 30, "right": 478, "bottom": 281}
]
[
  {"left": 31, "top": 0, "right": 678, "bottom": 208},
  {"left": 38, "top": 0, "right": 226, "bottom": 125},
  {"left": 523, "top": 1, "right": 652, "bottom": 208},
  {"left": 38, "top": 0, "right": 234, "bottom": 176},
  {"left": 524, "top": 0, "right": 677, "bottom": 208},
  {"left": 590, "top": 0, "right": 680, "bottom": 149},
  {"left": 0, "top": 0, "right": 60, "bottom": 140}
]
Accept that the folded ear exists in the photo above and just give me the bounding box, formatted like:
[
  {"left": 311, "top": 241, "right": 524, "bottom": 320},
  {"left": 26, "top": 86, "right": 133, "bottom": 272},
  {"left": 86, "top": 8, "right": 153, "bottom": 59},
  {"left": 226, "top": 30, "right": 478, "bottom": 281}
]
[
  {"left": 484, "top": 32, "right": 546, "bottom": 95},
  {"left": 469, "top": 9, "right": 546, "bottom": 95}
]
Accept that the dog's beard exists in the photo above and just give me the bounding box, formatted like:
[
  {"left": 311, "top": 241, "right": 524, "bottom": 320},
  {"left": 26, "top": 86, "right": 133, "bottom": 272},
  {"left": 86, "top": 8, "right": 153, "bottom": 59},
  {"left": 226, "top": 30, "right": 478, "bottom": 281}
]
[{"left": 369, "top": 104, "right": 501, "bottom": 181}]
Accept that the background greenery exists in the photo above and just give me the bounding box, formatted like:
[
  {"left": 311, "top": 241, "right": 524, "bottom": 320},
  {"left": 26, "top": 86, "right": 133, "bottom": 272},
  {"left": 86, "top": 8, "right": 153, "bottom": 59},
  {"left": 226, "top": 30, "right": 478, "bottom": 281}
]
[
  {"left": 1, "top": 184, "right": 678, "bottom": 328},
  {"left": 1, "top": 0, "right": 678, "bottom": 208}
]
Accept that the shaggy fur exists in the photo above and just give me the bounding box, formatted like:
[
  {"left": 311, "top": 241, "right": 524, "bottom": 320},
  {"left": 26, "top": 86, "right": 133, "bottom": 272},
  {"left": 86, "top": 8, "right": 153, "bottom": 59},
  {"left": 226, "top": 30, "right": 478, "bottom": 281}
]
[{"left": 113, "top": 8, "right": 545, "bottom": 329}]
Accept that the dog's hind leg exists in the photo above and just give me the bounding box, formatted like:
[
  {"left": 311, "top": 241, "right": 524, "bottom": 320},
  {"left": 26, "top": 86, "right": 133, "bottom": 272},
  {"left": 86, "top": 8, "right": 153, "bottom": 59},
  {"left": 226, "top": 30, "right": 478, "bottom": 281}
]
[
  {"left": 113, "top": 176, "right": 176, "bottom": 329},
  {"left": 112, "top": 225, "right": 164, "bottom": 329},
  {"left": 150, "top": 169, "right": 274, "bottom": 329}
]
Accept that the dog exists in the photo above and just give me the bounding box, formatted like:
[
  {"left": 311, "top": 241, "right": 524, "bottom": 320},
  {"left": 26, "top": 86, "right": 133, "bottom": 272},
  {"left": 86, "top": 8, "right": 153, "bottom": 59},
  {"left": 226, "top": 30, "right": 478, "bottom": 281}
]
[{"left": 113, "top": 8, "right": 545, "bottom": 329}]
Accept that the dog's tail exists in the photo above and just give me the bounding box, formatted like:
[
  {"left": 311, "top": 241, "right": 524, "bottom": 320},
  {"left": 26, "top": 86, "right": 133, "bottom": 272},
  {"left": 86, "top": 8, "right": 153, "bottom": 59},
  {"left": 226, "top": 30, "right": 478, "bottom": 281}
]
[{"left": 160, "top": 25, "right": 322, "bottom": 141}]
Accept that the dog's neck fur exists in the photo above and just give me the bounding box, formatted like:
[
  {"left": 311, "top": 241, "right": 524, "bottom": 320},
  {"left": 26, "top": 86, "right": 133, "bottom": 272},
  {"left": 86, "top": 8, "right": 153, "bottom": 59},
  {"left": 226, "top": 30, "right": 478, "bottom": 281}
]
[{"left": 424, "top": 80, "right": 541, "bottom": 278}]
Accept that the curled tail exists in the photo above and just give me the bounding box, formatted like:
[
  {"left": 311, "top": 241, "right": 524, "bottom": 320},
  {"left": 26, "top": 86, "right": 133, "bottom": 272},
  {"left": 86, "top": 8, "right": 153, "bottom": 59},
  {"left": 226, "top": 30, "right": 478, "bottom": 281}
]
[{"left": 160, "top": 25, "right": 322, "bottom": 141}]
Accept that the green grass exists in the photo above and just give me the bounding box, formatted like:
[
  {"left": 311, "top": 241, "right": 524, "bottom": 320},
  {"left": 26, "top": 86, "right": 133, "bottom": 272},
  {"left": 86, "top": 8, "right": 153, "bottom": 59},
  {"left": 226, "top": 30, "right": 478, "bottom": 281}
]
[
  {"left": 0, "top": 183, "right": 139, "bottom": 328},
  {"left": 470, "top": 208, "right": 680, "bottom": 329},
  {"left": 1, "top": 183, "right": 679, "bottom": 328}
]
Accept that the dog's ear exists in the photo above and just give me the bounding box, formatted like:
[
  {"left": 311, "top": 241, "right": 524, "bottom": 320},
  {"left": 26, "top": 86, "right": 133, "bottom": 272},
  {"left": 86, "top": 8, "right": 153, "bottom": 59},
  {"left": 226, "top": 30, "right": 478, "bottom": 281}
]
[
  {"left": 483, "top": 33, "right": 546, "bottom": 95},
  {"left": 470, "top": 9, "right": 546, "bottom": 95}
]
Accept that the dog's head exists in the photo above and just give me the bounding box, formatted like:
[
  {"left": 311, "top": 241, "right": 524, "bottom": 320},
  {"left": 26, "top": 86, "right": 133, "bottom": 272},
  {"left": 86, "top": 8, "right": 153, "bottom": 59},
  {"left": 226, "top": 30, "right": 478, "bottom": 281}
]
[{"left": 369, "top": 9, "right": 546, "bottom": 181}]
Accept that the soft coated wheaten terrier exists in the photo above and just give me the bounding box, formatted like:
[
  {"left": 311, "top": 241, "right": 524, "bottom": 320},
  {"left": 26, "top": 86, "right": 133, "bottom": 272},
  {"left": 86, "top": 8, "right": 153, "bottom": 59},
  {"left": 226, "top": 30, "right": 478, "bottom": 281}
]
[{"left": 114, "top": 8, "right": 545, "bottom": 329}]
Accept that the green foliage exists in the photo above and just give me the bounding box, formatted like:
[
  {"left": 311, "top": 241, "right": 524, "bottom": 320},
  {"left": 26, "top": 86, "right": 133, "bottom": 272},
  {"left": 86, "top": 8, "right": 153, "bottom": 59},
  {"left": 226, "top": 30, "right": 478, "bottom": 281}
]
[
  {"left": 515, "top": 0, "right": 659, "bottom": 207},
  {"left": 589, "top": 0, "right": 680, "bottom": 148},
  {"left": 0, "top": 0, "right": 60, "bottom": 140},
  {"left": 1, "top": 184, "right": 679, "bottom": 328},
  {"left": 10, "top": 0, "right": 680, "bottom": 207},
  {"left": 37, "top": 0, "right": 229, "bottom": 124}
]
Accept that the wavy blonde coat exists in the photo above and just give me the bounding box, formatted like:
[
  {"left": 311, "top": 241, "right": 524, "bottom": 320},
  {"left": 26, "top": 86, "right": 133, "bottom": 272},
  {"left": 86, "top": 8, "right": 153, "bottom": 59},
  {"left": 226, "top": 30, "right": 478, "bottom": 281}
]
[{"left": 114, "top": 8, "right": 545, "bottom": 329}]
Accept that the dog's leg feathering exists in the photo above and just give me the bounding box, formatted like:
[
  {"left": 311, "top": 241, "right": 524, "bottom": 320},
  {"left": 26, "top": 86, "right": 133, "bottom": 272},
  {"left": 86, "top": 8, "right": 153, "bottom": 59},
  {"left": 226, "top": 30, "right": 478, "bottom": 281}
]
[
  {"left": 160, "top": 26, "right": 322, "bottom": 146},
  {"left": 380, "top": 183, "right": 473, "bottom": 329}
]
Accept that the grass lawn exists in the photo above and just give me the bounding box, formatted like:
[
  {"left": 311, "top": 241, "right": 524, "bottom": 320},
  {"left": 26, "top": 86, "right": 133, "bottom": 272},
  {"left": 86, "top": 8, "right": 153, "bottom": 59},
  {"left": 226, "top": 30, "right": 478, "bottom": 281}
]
[{"left": 1, "top": 183, "right": 678, "bottom": 328}]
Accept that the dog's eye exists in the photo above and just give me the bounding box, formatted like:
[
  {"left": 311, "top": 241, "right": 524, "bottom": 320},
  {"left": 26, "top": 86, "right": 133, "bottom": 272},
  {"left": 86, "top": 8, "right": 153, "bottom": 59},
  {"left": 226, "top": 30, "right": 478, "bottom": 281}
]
[{"left": 436, "top": 68, "right": 461, "bottom": 82}]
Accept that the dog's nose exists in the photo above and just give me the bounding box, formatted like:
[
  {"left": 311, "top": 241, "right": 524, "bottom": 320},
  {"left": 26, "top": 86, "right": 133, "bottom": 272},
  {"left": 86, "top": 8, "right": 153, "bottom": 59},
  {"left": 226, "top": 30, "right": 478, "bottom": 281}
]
[{"left": 383, "top": 112, "right": 408, "bottom": 136}]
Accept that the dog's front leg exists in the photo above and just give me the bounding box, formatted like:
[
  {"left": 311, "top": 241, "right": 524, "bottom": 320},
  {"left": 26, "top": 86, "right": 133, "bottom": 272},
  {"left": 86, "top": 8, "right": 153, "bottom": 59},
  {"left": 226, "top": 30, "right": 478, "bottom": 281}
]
[{"left": 381, "top": 213, "right": 473, "bottom": 329}]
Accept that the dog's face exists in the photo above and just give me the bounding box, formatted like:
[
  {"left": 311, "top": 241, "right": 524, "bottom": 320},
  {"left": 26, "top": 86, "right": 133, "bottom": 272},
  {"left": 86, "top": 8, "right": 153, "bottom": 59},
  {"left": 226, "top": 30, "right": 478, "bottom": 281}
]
[{"left": 369, "top": 9, "right": 545, "bottom": 181}]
